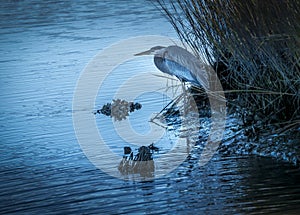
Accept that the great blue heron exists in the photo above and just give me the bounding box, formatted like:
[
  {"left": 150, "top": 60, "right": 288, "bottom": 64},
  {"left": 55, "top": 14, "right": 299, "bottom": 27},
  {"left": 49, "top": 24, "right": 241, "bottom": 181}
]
[{"left": 135, "top": 45, "right": 209, "bottom": 90}]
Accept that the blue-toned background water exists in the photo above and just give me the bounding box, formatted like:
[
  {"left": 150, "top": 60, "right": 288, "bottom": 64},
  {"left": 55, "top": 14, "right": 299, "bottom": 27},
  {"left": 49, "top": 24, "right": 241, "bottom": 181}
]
[{"left": 1, "top": 0, "right": 300, "bottom": 214}]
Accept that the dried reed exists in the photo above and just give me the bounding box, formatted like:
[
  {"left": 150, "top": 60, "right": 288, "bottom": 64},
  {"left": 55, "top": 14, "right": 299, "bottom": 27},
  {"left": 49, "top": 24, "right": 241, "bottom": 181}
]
[{"left": 155, "top": 0, "right": 300, "bottom": 134}]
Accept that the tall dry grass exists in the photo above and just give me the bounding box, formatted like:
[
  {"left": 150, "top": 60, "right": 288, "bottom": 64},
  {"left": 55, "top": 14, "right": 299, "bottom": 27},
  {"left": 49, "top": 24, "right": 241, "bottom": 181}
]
[{"left": 155, "top": 0, "right": 300, "bottom": 134}]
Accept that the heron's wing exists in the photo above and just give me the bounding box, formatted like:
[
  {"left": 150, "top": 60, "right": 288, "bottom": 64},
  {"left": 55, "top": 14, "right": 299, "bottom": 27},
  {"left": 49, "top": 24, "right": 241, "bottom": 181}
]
[
  {"left": 164, "top": 59, "right": 202, "bottom": 87},
  {"left": 164, "top": 46, "right": 209, "bottom": 90}
]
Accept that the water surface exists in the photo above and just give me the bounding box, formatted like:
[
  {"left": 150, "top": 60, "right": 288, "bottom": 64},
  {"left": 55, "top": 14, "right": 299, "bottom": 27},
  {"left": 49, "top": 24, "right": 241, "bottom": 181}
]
[{"left": 1, "top": 0, "right": 300, "bottom": 214}]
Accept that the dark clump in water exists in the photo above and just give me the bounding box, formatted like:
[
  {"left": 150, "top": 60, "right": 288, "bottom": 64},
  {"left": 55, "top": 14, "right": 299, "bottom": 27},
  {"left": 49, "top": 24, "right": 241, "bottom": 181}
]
[
  {"left": 122, "top": 144, "right": 159, "bottom": 162},
  {"left": 118, "top": 144, "right": 158, "bottom": 179},
  {"left": 94, "top": 99, "right": 142, "bottom": 121}
]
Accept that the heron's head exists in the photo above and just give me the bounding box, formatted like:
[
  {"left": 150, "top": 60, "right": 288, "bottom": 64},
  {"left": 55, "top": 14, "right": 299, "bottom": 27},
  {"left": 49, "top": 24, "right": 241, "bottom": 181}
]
[{"left": 134, "top": 46, "right": 166, "bottom": 57}]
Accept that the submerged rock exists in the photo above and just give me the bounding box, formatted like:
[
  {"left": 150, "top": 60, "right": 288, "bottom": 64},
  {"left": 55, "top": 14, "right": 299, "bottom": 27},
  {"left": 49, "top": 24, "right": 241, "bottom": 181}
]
[
  {"left": 118, "top": 145, "right": 157, "bottom": 179},
  {"left": 134, "top": 146, "right": 153, "bottom": 161}
]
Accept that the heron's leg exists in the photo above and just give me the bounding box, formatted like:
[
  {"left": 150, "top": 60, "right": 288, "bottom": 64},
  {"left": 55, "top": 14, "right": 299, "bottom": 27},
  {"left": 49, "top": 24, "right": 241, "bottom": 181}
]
[
  {"left": 150, "top": 93, "right": 185, "bottom": 123},
  {"left": 154, "top": 82, "right": 188, "bottom": 119},
  {"left": 181, "top": 82, "right": 190, "bottom": 117}
]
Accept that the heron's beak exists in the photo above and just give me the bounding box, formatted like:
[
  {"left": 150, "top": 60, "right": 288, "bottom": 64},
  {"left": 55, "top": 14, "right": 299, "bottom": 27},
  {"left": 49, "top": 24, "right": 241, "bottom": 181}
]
[{"left": 134, "top": 49, "right": 152, "bottom": 56}]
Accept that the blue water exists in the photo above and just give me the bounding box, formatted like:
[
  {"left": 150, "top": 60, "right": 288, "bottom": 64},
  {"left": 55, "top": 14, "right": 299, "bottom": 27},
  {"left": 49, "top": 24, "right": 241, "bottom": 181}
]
[{"left": 1, "top": 0, "right": 300, "bottom": 214}]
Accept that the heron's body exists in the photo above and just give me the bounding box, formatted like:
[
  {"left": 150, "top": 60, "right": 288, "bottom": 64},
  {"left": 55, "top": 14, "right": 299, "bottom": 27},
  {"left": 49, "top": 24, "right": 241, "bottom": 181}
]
[
  {"left": 154, "top": 56, "right": 201, "bottom": 87},
  {"left": 135, "top": 45, "right": 209, "bottom": 89}
]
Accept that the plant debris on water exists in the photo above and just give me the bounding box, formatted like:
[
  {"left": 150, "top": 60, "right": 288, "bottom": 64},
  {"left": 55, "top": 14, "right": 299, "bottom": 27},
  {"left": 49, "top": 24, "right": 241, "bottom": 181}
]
[{"left": 94, "top": 99, "right": 142, "bottom": 121}]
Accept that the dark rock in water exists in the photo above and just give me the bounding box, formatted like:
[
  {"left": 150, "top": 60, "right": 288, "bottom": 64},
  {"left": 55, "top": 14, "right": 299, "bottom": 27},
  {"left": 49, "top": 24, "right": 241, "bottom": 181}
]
[
  {"left": 129, "top": 102, "right": 135, "bottom": 112},
  {"left": 148, "top": 143, "right": 159, "bottom": 152},
  {"left": 121, "top": 145, "right": 157, "bottom": 162},
  {"left": 119, "top": 145, "right": 156, "bottom": 179},
  {"left": 123, "top": 147, "right": 133, "bottom": 160},
  {"left": 100, "top": 103, "right": 111, "bottom": 116},
  {"left": 134, "top": 146, "right": 153, "bottom": 161},
  {"left": 124, "top": 146, "right": 132, "bottom": 154},
  {"left": 134, "top": 102, "right": 142, "bottom": 110}
]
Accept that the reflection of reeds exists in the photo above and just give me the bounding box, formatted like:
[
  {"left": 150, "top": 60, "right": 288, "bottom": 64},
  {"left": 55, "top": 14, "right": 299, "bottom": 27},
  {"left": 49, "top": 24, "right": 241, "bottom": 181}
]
[{"left": 155, "top": 0, "right": 300, "bottom": 133}]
